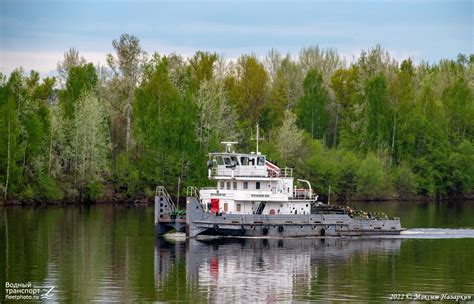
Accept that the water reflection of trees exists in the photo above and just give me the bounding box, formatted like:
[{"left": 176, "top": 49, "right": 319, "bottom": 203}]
[{"left": 0, "top": 206, "right": 157, "bottom": 302}]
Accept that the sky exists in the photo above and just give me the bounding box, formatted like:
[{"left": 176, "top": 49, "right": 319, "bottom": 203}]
[{"left": 0, "top": 0, "right": 472, "bottom": 77}]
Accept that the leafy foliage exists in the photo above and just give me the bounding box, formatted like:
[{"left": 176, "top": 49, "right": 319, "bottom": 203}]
[{"left": 0, "top": 41, "right": 473, "bottom": 203}]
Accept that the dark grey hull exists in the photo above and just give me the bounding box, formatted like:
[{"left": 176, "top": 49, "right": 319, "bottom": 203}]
[{"left": 155, "top": 196, "right": 404, "bottom": 238}]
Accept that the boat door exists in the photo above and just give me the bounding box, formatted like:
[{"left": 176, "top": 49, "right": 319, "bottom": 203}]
[{"left": 211, "top": 198, "right": 219, "bottom": 214}]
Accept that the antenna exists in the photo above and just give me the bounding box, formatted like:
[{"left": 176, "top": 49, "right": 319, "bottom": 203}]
[
  {"left": 251, "top": 124, "right": 264, "bottom": 154},
  {"left": 220, "top": 141, "right": 238, "bottom": 153}
]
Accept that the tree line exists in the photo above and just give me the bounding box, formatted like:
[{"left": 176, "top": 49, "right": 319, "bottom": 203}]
[{"left": 0, "top": 34, "right": 473, "bottom": 203}]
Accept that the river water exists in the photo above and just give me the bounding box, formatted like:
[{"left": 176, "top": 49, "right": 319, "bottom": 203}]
[{"left": 1, "top": 201, "right": 473, "bottom": 302}]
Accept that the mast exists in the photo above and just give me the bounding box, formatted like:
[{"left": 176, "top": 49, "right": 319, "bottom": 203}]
[
  {"left": 256, "top": 124, "right": 259, "bottom": 154},
  {"left": 252, "top": 124, "right": 263, "bottom": 154}
]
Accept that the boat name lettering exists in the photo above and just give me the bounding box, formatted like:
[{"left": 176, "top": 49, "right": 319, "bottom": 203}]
[
  {"left": 210, "top": 193, "right": 226, "bottom": 197},
  {"left": 250, "top": 194, "right": 270, "bottom": 198}
]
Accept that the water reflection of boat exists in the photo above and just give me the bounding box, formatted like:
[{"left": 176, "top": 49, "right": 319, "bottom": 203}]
[{"left": 154, "top": 237, "right": 401, "bottom": 302}]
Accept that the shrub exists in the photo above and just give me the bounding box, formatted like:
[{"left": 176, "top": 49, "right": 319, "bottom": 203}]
[
  {"left": 85, "top": 181, "right": 104, "bottom": 200},
  {"left": 37, "top": 174, "right": 63, "bottom": 201},
  {"left": 356, "top": 153, "right": 385, "bottom": 198},
  {"left": 391, "top": 163, "right": 416, "bottom": 197}
]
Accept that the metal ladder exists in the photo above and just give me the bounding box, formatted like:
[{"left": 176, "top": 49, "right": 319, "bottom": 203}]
[{"left": 155, "top": 186, "right": 177, "bottom": 212}]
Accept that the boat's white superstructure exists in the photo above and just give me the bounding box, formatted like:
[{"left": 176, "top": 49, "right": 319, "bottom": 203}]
[{"left": 199, "top": 142, "right": 316, "bottom": 216}]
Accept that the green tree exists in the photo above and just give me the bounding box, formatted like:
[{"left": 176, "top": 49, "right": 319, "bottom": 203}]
[
  {"left": 297, "top": 69, "right": 330, "bottom": 141},
  {"left": 107, "top": 34, "right": 147, "bottom": 152},
  {"left": 59, "top": 63, "right": 98, "bottom": 120},
  {"left": 276, "top": 110, "right": 305, "bottom": 165},
  {"left": 72, "top": 91, "right": 110, "bottom": 200},
  {"left": 189, "top": 51, "right": 218, "bottom": 92},
  {"left": 364, "top": 74, "right": 392, "bottom": 152},
  {"left": 0, "top": 70, "right": 56, "bottom": 201},
  {"left": 330, "top": 66, "right": 362, "bottom": 148},
  {"left": 442, "top": 77, "right": 473, "bottom": 142},
  {"left": 226, "top": 55, "right": 268, "bottom": 132},
  {"left": 57, "top": 48, "right": 87, "bottom": 87},
  {"left": 0, "top": 87, "right": 22, "bottom": 200},
  {"left": 194, "top": 79, "right": 237, "bottom": 151},
  {"left": 132, "top": 57, "right": 199, "bottom": 195}
]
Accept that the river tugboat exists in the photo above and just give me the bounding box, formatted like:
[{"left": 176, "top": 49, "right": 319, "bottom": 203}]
[{"left": 155, "top": 134, "right": 404, "bottom": 237}]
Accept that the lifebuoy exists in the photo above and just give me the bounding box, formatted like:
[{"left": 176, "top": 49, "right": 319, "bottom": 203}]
[{"left": 270, "top": 209, "right": 275, "bottom": 215}]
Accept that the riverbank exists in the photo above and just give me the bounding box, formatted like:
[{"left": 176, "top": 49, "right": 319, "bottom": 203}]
[{"left": 1, "top": 191, "right": 473, "bottom": 206}]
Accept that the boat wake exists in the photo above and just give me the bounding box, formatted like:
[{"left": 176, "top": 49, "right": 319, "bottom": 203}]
[{"left": 399, "top": 228, "right": 474, "bottom": 239}]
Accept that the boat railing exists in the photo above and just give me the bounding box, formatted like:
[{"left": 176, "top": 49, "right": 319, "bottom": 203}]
[
  {"left": 200, "top": 187, "right": 217, "bottom": 190},
  {"left": 292, "top": 188, "right": 316, "bottom": 200},
  {"left": 186, "top": 186, "right": 200, "bottom": 198},
  {"left": 281, "top": 167, "right": 293, "bottom": 177},
  {"left": 211, "top": 167, "right": 294, "bottom": 178}
]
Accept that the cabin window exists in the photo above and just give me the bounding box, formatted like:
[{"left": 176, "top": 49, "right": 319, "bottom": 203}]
[
  {"left": 236, "top": 204, "right": 241, "bottom": 212},
  {"left": 256, "top": 182, "right": 261, "bottom": 190},
  {"left": 257, "top": 157, "right": 265, "bottom": 166},
  {"left": 220, "top": 181, "right": 224, "bottom": 189},
  {"left": 231, "top": 156, "right": 239, "bottom": 166},
  {"left": 243, "top": 182, "right": 248, "bottom": 189},
  {"left": 226, "top": 182, "right": 231, "bottom": 190},
  {"left": 216, "top": 157, "right": 224, "bottom": 165},
  {"left": 233, "top": 182, "right": 237, "bottom": 189},
  {"left": 224, "top": 157, "right": 231, "bottom": 165},
  {"left": 240, "top": 157, "right": 249, "bottom": 165}
]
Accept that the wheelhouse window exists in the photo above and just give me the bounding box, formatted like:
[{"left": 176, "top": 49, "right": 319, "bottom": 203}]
[
  {"left": 216, "top": 157, "right": 224, "bottom": 166},
  {"left": 231, "top": 156, "right": 239, "bottom": 166},
  {"left": 224, "top": 157, "right": 231, "bottom": 166},
  {"left": 256, "top": 182, "right": 261, "bottom": 190},
  {"left": 240, "top": 157, "right": 249, "bottom": 165},
  {"left": 243, "top": 182, "right": 248, "bottom": 189},
  {"left": 257, "top": 157, "right": 265, "bottom": 166}
]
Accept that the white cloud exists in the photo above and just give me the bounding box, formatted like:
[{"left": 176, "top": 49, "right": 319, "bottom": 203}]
[
  {"left": 0, "top": 44, "right": 426, "bottom": 78},
  {"left": 0, "top": 50, "right": 108, "bottom": 76}
]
